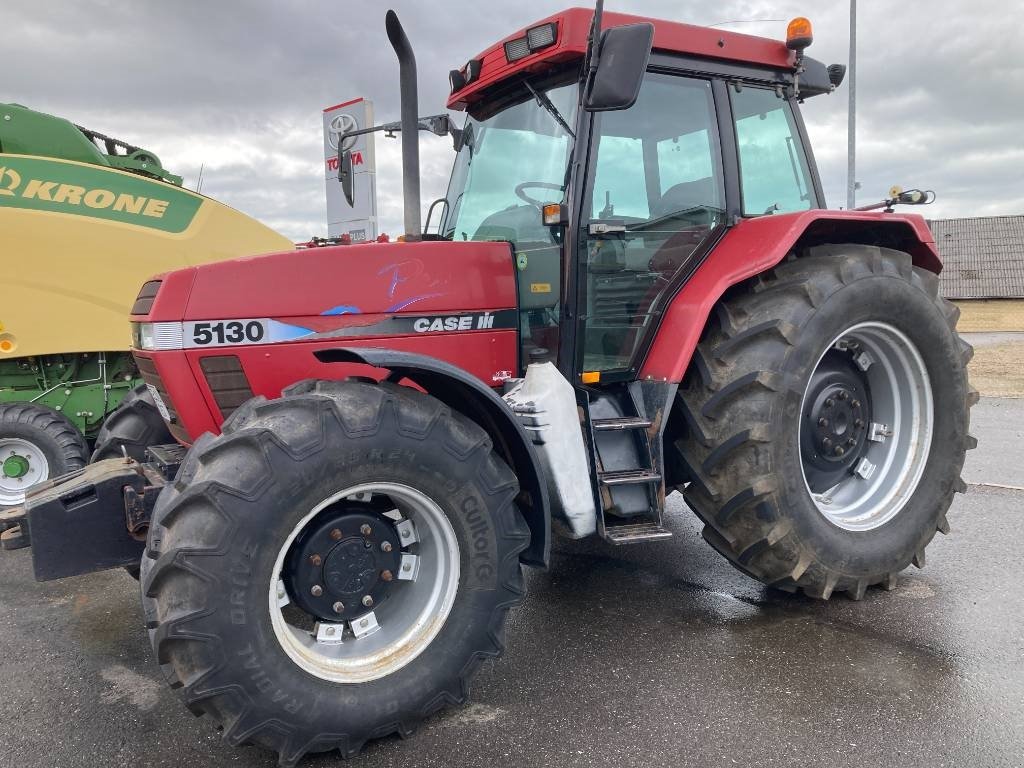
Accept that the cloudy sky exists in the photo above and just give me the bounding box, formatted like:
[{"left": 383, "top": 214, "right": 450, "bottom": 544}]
[{"left": 5, "top": 0, "right": 1022, "bottom": 240}]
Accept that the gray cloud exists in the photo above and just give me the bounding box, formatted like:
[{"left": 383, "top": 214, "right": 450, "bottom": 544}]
[{"left": 4, "top": 0, "right": 1021, "bottom": 238}]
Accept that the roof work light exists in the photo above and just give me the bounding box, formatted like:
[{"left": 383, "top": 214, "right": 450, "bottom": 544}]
[{"left": 504, "top": 22, "right": 559, "bottom": 62}]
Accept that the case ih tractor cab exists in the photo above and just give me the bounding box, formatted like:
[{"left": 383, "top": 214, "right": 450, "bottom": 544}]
[{"left": 4, "top": 5, "right": 974, "bottom": 764}]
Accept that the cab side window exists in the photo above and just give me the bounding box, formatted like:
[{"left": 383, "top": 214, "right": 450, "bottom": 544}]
[{"left": 732, "top": 87, "right": 815, "bottom": 215}]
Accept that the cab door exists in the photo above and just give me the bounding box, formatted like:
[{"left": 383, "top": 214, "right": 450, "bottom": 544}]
[{"left": 574, "top": 71, "right": 727, "bottom": 379}]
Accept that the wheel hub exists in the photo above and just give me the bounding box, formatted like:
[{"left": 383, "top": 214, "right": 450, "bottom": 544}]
[
  {"left": 0, "top": 437, "right": 50, "bottom": 506},
  {"left": 270, "top": 482, "right": 461, "bottom": 684},
  {"left": 2, "top": 454, "right": 30, "bottom": 480},
  {"left": 800, "top": 350, "right": 872, "bottom": 492},
  {"left": 284, "top": 509, "right": 402, "bottom": 622},
  {"left": 798, "top": 323, "right": 934, "bottom": 532}
]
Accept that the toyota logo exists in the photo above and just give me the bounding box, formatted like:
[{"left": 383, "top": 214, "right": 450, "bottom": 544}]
[{"left": 328, "top": 113, "right": 359, "bottom": 151}]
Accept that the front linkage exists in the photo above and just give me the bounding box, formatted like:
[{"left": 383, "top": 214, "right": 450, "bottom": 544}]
[{"left": 0, "top": 445, "right": 183, "bottom": 580}]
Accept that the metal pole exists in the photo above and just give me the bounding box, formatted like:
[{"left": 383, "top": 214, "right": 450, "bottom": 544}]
[{"left": 846, "top": 0, "right": 857, "bottom": 209}]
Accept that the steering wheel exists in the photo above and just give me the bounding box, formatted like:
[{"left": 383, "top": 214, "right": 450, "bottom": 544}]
[{"left": 515, "top": 181, "right": 564, "bottom": 208}]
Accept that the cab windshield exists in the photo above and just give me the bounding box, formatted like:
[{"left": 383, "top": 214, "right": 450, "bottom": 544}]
[{"left": 440, "top": 78, "right": 578, "bottom": 244}]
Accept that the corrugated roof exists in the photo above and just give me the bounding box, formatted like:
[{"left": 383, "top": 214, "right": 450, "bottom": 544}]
[{"left": 929, "top": 215, "right": 1024, "bottom": 300}]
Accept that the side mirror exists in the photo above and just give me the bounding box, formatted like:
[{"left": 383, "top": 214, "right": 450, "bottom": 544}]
[
  {"left": 339, "top": 149, "right": 354, "bottom": 207},
  {"left": 584, "top": 23, "right": 654, "bottom": 112}
]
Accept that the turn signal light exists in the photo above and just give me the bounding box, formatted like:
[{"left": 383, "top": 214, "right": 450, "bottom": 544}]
[
  {"left": 581, "top": 371, "right": 601, "bottom": 384},
  {"left": 542, "top": 202, "right": 566, "bottom": 226},
  {"left": 786, "top": 17, "right": 813, "bottom": 50}
]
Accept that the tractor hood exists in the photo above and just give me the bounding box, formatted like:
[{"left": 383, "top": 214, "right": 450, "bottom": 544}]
[{"left": 133, "top": 239, "right": 518, "bottom": 343}]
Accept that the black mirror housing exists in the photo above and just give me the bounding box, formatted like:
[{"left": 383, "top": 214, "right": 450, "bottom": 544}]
[
  {"left": 339, "top": 149, "right": 354, "bottom": 207},
  {"left": 584, "top": 23, "right": 654, "bottom": 112}
]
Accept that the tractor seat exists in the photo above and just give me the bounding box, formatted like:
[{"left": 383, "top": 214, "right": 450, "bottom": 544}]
[{"left": 653, "top": 177, "right": 719, "bottom": 219}]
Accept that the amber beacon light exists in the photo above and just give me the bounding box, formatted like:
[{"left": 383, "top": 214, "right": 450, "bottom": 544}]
[{"left": 786, "top": 17, "right": 814, "bottom": 50}]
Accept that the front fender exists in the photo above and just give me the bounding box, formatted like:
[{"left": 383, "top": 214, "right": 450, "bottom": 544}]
[
  {"left": 639, "top": 210, "right": 942, "bottom": 382},
  {"left": 315, "top": 347, "right": 551, "bottom": 568}
]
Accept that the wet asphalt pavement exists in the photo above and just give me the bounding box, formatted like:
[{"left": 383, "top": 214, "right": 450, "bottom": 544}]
[{"left": 1, "top": 398, "right": 1021, "bottom": 768}]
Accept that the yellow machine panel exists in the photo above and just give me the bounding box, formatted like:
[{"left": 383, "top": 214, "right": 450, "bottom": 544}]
[{"left": 0, "top": 154, "right": 294, "bottom": 359}]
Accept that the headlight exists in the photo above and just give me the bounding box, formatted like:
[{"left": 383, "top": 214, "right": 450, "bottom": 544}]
[{"left": 131, "top": 322, "right": 184, "bottom": 350}]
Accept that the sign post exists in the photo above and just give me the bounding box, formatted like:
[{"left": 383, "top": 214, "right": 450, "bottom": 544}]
[{"left": 323, "top": 98, "right": 377, "bottom": 240}]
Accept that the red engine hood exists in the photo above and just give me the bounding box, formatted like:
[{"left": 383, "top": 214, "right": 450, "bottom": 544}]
[{"left": 141, "top": 240, "right": 517, "bottom": 323}]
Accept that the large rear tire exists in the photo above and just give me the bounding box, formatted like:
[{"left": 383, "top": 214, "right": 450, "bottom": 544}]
[
  {"left": 675, "top": 245, "right": 976, "bottom": 600},
  {"left": 140, "top": 379, "right": 529, "bottom": 765},
  {"left": 90, "top": 383, "right": 173, "bottom": 462},
  {"left": 0, "top": 402, "right": 89, "bottom": 510}
]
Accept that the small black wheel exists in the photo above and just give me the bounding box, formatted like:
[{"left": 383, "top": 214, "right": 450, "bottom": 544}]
[
  {"left": 140, "top": 380, "right": 529, "bottom": 765},
  {"left": 675, "top": 245, "right": 976, "bottom": 600},
  {"left": 0, "top": 402, "right": 89, "bottom": 510},
  {"left": 91, "top": 384, "right": 173, "bottom": 462}
]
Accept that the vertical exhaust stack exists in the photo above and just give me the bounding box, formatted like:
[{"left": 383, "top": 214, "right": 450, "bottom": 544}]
[{"left": 385, "top": 10, "right": 421, "bottom": 239}]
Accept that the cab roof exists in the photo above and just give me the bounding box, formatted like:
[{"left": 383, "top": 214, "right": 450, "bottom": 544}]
[{"left": 447, "top": 7, "right": 797, "bottom": 110}]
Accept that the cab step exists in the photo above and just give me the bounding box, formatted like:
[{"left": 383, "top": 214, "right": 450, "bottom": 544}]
[
  {"left": 598, "top": 469, "right": 661, "bottom": 486},
  {"left": 592, "top": 417, "right": 653, "bottom": 431},
  {"left": 603, "top": 521, "right": 673, "bottom": 545}
]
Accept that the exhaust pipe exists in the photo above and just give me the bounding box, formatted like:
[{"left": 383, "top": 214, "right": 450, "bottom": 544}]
[{"left": 385, "top": 10, "right": 421, "bottom": 239}]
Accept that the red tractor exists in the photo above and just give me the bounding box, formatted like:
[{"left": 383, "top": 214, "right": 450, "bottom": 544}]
[{"left": 4, "top": 5, "right": 975, "bottom": 765}]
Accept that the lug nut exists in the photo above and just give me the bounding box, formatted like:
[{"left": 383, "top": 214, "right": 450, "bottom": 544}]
[
  {"left": 309, "top": 553, "right": 322, "bottom": 566},
  {"left": 818, "top": 417, "right": 829, "bottom": 428},
  {"left": 838, "top": 391, "right": 848, "bottom": 401},
  {"left": 851, "top": 399, "right": 861, "bottom": 409},
  {"left": 380, "top": 541, "right": 393, "bottom": 553},
  {"left": 332, "top": 601, "right": 345, "bottom": 613},
  {"left": 311, "top": 585, "right": 323, "bottom": 597},
  {"left": 381, "top": 569, "right": 393, "bottom": 582},
  {"left": 330, "top": 528, "right": 342, "bottom": 541},
  {"left": 854, "top": 418, "right": 865, "bottom": 428},
  {"left": 847, "top": 438, "right": 856, "bottom": 447},
  {"left": 834, "top": 446, "right": 845, "bottom": 456},
  {"left": 824, "top": 398, "right": 834, "bottom": 408},
  {"left": 822, "top": 438, "right": 833, "bottom": 449},
  {"left": 362, "top": 595, "right": 374, "bottom": 607},
  {"left": 360, "top": 524, "right": 372, "bottom": 536}
]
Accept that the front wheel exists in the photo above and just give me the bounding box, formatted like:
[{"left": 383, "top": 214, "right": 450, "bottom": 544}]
[
  {"left": 0, "top": 403, "right": 89, "bottom": 510},
  {"left": 140, "top": 380, "right": 529, "bottom": 764},
  {"left": 675, "top": 245, "right": 976, "bottom": 600},
  {"left": 90, "top": 383, "right": 173, "bottom": 462}
]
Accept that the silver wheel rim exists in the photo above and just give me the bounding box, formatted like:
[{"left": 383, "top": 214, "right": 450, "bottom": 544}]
[
  {"left": 0, "top": 437, "right": 49, "bottom": 506},
  {"left": 799, "top": 322, "right": 933, "bottom": 531},
  {"left": 269, "top": 482, "right": 460, "bottom": 684}
]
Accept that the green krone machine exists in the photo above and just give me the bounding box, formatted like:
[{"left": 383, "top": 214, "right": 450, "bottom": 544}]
[{"left": 0, "top": 103, "right": 294, "bottom": 510}]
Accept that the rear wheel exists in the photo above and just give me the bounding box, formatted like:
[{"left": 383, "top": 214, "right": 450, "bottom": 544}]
[
  {"left": 140, "top": 379, "right": 529, "bottom": 764},
  {"left": 675, "top": 245, "right": 976, "bottom": 599},
  {"left": 91, "top": 383, "right": 173, "bottom": 462},
  {"left": 0, "top": 403, "right": 89, "bottom": 510}
]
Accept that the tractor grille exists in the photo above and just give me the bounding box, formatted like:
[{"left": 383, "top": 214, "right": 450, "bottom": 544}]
[
  {"left": 199, "top": 355, "right": 254, "bottom": 420},
  {"left": 131, "top": 280, "right": 162, "bottom": 316},
  {"left": 134, "top": 354, "right": 190, "bottom": 443}
]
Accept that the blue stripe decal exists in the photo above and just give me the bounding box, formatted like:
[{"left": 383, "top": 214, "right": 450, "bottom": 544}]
[{"left": 322, "top": 305, "right": 362, "bottom": 316}]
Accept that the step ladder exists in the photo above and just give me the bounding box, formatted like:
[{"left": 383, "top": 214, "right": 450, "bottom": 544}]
[{"left": 582, "top": 392, "right": 673, "bottom": 545}]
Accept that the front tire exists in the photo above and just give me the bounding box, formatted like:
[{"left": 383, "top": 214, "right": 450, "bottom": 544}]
[
  {"left": 675, "top": 245, "right": 976, "bottom": 600},
  {"left": 140, "top": 380, "right": 529, "bottom": 764},
  {"left": 0, "top": 403, "right": 89, "bottom": 510},
  {"left": 91, "top": 383, "right": 173, "bottom": 462}
]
